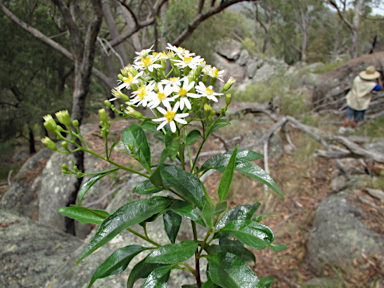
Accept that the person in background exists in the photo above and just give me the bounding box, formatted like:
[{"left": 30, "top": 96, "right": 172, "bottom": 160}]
[{"left": 339, "top": 65, "right": 382, "bottom": 133}]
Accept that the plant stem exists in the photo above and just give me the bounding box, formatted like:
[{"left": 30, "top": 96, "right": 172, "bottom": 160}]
[{"left": 126, "top": 227, "right": 161, "bottom": 248}]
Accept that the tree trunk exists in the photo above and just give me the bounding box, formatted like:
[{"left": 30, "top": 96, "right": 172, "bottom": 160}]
[
  {"left": 352, "top": 0, "right": 362, "bottom": 58},
  {"left": 28, "top": 127, "right": 36, "bottom": 154}
]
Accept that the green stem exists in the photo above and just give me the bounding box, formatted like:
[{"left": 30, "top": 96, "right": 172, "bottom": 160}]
[
  {"left": 104, "top": 134, "right": 109, "bottom": 161},
  {"left": 126, "top": 227, "right": 161, "bottom": 248},
  {"left": 81, "top": 167, "right": 119, "bottom": 177},
  {"left": 190, "top": 137, "right": 206, "bottom": 173}
]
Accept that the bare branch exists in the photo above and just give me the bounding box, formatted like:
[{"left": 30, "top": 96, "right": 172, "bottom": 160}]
[
  {"left": 328, "top": 0, "right": 353, "bottom": 31},
  {"left": 118, "top": 0, "right": 139, "bottom": 26},
  {"left": 198, "top": 0, "right": 205, "bottom": 14}
]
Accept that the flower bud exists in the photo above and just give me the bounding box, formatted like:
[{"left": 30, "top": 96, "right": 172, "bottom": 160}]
[
  {"left": 128, "top": 65, "right": 139, "bottom": 76},
  {"left": 126, "top": 107, "right": 143, "bottom": 119},
  {"left": 61, "top": 164, "right": 70, "bottom": 174},
  {"left": 55, "top": 110, "right": 72, "bottom": 127},
  {"left": 41, "top": 136, "right": 57, "bottom": 151},
  {"left": 210, "top": 77, "right": 217, "bottom": 86},
  {"left": 61, "top": 141, "right": 69, "bottom": 151},
  {"left": 111, "top": 88, "right": 130, "bottom": 102},
  {"left": 194, "top": 64, "right": 204, "bottom": 78},
  {"left": 184, "top": 66, "right": 191, "bottom": 77},
  {"left": 98, "top": 109, "right": 107, "bottom": 122},
  {"left": 223, "top": 77, "right": 236, "bottom": 92},
  {"left": 118, "top": 74, "right": 124, "bottom": 80},
  {"left": 104, "top": 100, "right": 112, "bottom": 108},
  {"left": 202, "top": 74, "right": 209, "bottom": 84},
  {"left": 43, "top": 115, "right": 57, "bottom": 132},
  {"left": 72, "top": 120, "right": 79, "bottom": 129},
  {"left": 225, "top": 94, "right": 232, "bottom": 106},
  {"left": 204, "top": 104, "right": 212, "bottom": 117}
]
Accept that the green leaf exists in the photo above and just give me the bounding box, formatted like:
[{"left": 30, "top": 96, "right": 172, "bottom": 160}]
[
  {"left": 77, "top": 197, "right": 172, "bottom": 264},
  {"left": 260, "top": 276, "right": 278, "bottom": 288},
  {"left": 146, "top": 240, "right": 199, "bottom": 264},
  {"left": 202, "top": 202, "right": 215, "bottom": 228},
  {"left": 214, "top": 202, "right": 227, "bottom": 216},
  {"left": 150, "top": 165, "right": 164, "bottom": 188},
  {"left": 215, "top": 203, "right": 261, "bottom": 230},
  {"left": 225, "top": 149, "right": 264, "bottom": 161},
  {"left": 154, "top": 133, "right": 165, "bottom": 142},
  {"left": 160, "top": 165, "right": 208, "bottom": 210},
  {"left": 122, "top": 124, "right": 151, "bottom": 170},
  {"left": 235, "top": 161, "right": 284, "bottom": 198},
  {"left": 207, "top": 252, "right": 263, "bottom": 288},
  {"left": 217, "top": 239, "right": 256, "bottom": 262},
  {"left": 127, "top": 259, "right": 165, "bottom": 288},
  {"left": 108, "top": 141, "right": 123, "bottom": 158},
  {"left": 58, "top": 206, "right": 109, "bottom": 225},
  {"left": 186, "top": 129, "right": 201, "bottom": 145},
  {"left": 163, "top": 210, "right": 182, "bottom": 244},
  {"left": 164, "top": 133, "right": 180, "bottom": 161},
  {"left": 268, "top": 243, "right": 288, "bottom": 252},
  {"left": 182, "top": 285, "right": 199, "bottom": 288},
  {"left": 134, "top": 180, "right": 164, "bottom": 195},
  {"left": 88, "top": 245, "right": 146, "bottom": 287},
  {"left": 253, "top": 213, "right": 279, "bottom": 222},
  {"left": 206, "top": 119, "right": 229, "bottom": 138},
  {"left": 142, "top": 265, "right": 175, "bottom": 288},
  {"left": 218, "top": 145, "right": 237, "bottom": 202},
  {"left": 214, "top": 220, "right": 274, "bottom": 250},
  {"left": 77, "top": 170, "right": 117, "bottom": 204},
  {"left": 141, "top": 122, "right": 159, "bottom": 132},
  {"left": 201, "top": 279, "right": 219, "bottom": 288},
  {"left": 168, "top": 200, "right": 206, "bottom": 227}
]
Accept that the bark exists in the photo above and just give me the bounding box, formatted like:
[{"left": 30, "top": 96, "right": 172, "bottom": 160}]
[{"left": 28, "top": 127, "right": 36, "bottom": 155}]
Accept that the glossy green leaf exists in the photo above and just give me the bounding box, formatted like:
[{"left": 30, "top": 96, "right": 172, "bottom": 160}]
[
  {"left": 225, "top": 149, "right": 264, "bottom": 161},
  {"left": 268, "top": 243, "right": 288, "bottom": 252},
  {"left": 160, "top": 165, "right": 208, "bottom": 210},
  {"left": 218, "top": 145, "right": 237, "bottom": 202},
  {"left": 214, "top": 202, "right": 227, "bottom": 216},
  {"left": 141, "top": 122, "right": 159, "bottom": 132},
  {"left": 235, "top": 160, "right": 284, "bottom": 197},
  {"left": 164, "top": 133, "right": 180, "bottom": 161},
  {"left": 214, "top": 220, "right": 274, "bottom": 250},
  {"left": 142, "top": 264, "right": 175, "bottom": 288},
  {"left": 77, "top": 197, "right": 172, "bottom": 264},
  {"left": 134, "top": 180, "right": 164, "bottom": 195},
  {"left": 127, "top": 259, "right": 165, "bottom": 288},
  {"left": 168, "top": 200, "right": 206, "bottom": 227},
  {"left": 146, "top": 240, "right": 199, "bottom": 264},
  {"left": 207, "top": 252, "right": 263, "bottom": 288},
  {"left": 58, "top": 206, "right": 109, "bottom": 225},
  {"left": 122, "top": 124, "right": 151, "bottom": 170},
  {"left": 206, "top": 119, "right": 229, "bottom": 138},
  {"left": 88, "top": 245, "right": 146, "bottom": 287},
  {"left": 253, "top": 213, "right": 279, "bottom": 222},
  {"left": 108, "top": 141, "right": 123, "bottom": 158},
  {"left": 163, "top": 210, "right": 182, "bottom": 244},
  {"left": 186, "top": 129, "right": 201, "bottom": 145},
  {"left": 182, "top": 285, "right": 198, "bottom": 288},
  {"left": 215, "top": 203, "right": 261, "bottom": 230},
  {"left": 260, "top": 276, "right": 278, "bottom": 288},
  {"left": 218, "top": 239, "right": 256, "bottom": 262},
  {"left": 202, "top": 202, "right": 215, "bottom": 228},
  {"left": 201, "top": 279, "right": 219, "bottom": 288},
  {"left": 150, "top": 165, "right": 164, "bottom": 187},
  {"left": 77, "top": 170, "right": 117, "bottom": 204},
  {"left": 154, "top": 133, "right": 165, "bottom": 142}
]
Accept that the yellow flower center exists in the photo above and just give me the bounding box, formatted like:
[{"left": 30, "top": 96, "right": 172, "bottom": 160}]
[
  {"left": 169, "top": 77, "right": 179, "bottom": 83},
  {"left": 137, "top": 86, "right": 147, "bottom": 99},
  {"left": 212, "top": 68, "right": 219, "bottom": 77},
  {"left": 183, "top": 56, "right": 192, "bottom": 63},
  {"left": 165, "top": 111, "right": 175, "bottom": 122},
  {"left": 142, "top": 56, "right": 152, "bottom": 67},
  {"left": 157, "top": 92, "right": 166, "bottom": 100},
  {"left": 123, "top": 75, "right": 134, "bottom": 83},
  {"left": 205, "top": 87, "right": 214, "bottom": 95},
  {"left": 179, "top": 88, "right": 187, "bottom": 96}
]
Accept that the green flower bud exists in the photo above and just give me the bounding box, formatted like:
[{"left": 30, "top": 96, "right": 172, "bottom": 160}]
[
  {"left": 223, "top": 77, "right": 236, "bottom": 92},
  {"left": 194, "top": 64, "right": 204, "bottom": 78},
  {"left": 126, "top": 107, "right": 143, "bottom": 119},
  {"left": 210, "top": 109, "right": 216, "bottom": 116},
  {"left": 41, "top": 136, "right": 57, "bottom": 151},
  {"left": 202, "top": 74, "right": 209, "bottom": 84},
  {"left": 220, "top": 107, "right": 227, "bottom": 115},
  {"left": 130, "top": 84, "right": 138, "bottom": 91},
  {"left": 61, "top": 164, "right": 70, "bottom": 174},
  {"left": 61, "top": 141, "right": 69, "bottom": 151},
  {"left": 72, "top": 120, "right": 79, "bottom": 129},
  {"left": 184, "top": 66, "right": 191, "bottom": 77},
  {"left": 43, "top": 114, "right": 57, "bottom": 132},
  {"left": 204, "top": 104, "right": 212, "bottom": 117},
  {"left": 225, "top": 94, "right": 232, "bottom": 106},
  {"left": 111, "top": 88, "right": 130, "bottom": 102},
  {"left": 55, "top": 110, "right": 72, "bottom": 127},
  {"left": 174, "top": 65, "right": 181, "bottom": 77},
  {"left": 117, "top": 74, "right": 124, "bottom": 80},
  {"left": 161, "top": 59, "right": 166, "bottom": 70},
  {"left": 128, "top": 65, "right": 139, "bottom": 76},
  {"left": 104, "top": 100, "right": 112, "bottom": 108},
  {"left": 98, "top": 109, "right": 107, "bottom": 122},
  {"left": 56, "top": 126, "right": 64, "bottom": 132},
  {"left": 210, "top": 77, "right": 217, "bottom": 86}
]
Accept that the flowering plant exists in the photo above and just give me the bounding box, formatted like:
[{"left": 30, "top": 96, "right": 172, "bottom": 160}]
[{"left": 42, "top": 44, "right": 285, "bottom": 288}]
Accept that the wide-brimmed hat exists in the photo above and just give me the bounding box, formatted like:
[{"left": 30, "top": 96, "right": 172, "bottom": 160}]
[{"left": 359, "top": 66, "right": 380, "bottom": 80}]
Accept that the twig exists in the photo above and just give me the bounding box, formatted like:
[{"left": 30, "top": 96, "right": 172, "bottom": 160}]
[{"left": 7, "top": 170, "right": 13, "bottom": 186}]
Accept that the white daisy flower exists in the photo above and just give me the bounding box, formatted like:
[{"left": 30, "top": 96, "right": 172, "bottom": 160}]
[
  {"left": 153, "top": 102, "right": 189, "bottom": 133},
  {"left": 147, "top": 84, "right": 176, "bottom": 109},
  {"left": 172, "top": 51, "right": 202, "bottom": 70},
  {"left": 160, "top": 77, "right": 181, "bottom": 90},
  {"left": 134, "top": 45, "right": 154, "bottom": 62},
  {"left": 166, "top": 43, "right": 194, "bottom": 58},
  {"left": 195, "top": 81, "right": 223, "bottom": 102},
  {"left": 208, "top": 67, "right": 224, "bottom": 82},
  {"left": 173, "top": 77, "right": 198, "bottom": 110},
  {"left": 133, "top": 54, "right": 162, "bottom": 72},
  {"left": 115, "top": 71, "right": 143, "bottom": 91},
  {"left": 152, "top": 51, "right": 168, "bottom": 60},
  {"left": 131, "top": 82, "right": 156, "bottom": 107}
]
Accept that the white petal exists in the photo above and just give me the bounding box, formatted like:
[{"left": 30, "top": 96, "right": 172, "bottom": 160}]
[
  {"left": 153, "top": 117, "right": 166, "bottom": 122},
  {"left": 175, "top": 117, "right": 187, "bottom": 124},
  {"left": 157, "top": 121, "right": 167, "bottom": 130},
  {"left": 157, "top": 107, "right": 167, "bottom": 115},
  {"left": 173, "top": 101, "right": 180, "bottom": 112},
  {"left": 170, "top": 121, "right": 176, "bottom": 133}
]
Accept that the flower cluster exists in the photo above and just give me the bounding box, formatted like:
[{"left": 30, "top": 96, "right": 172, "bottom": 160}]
[{"left": 111, "top": 43, "right": 235, "bottom": 133}]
